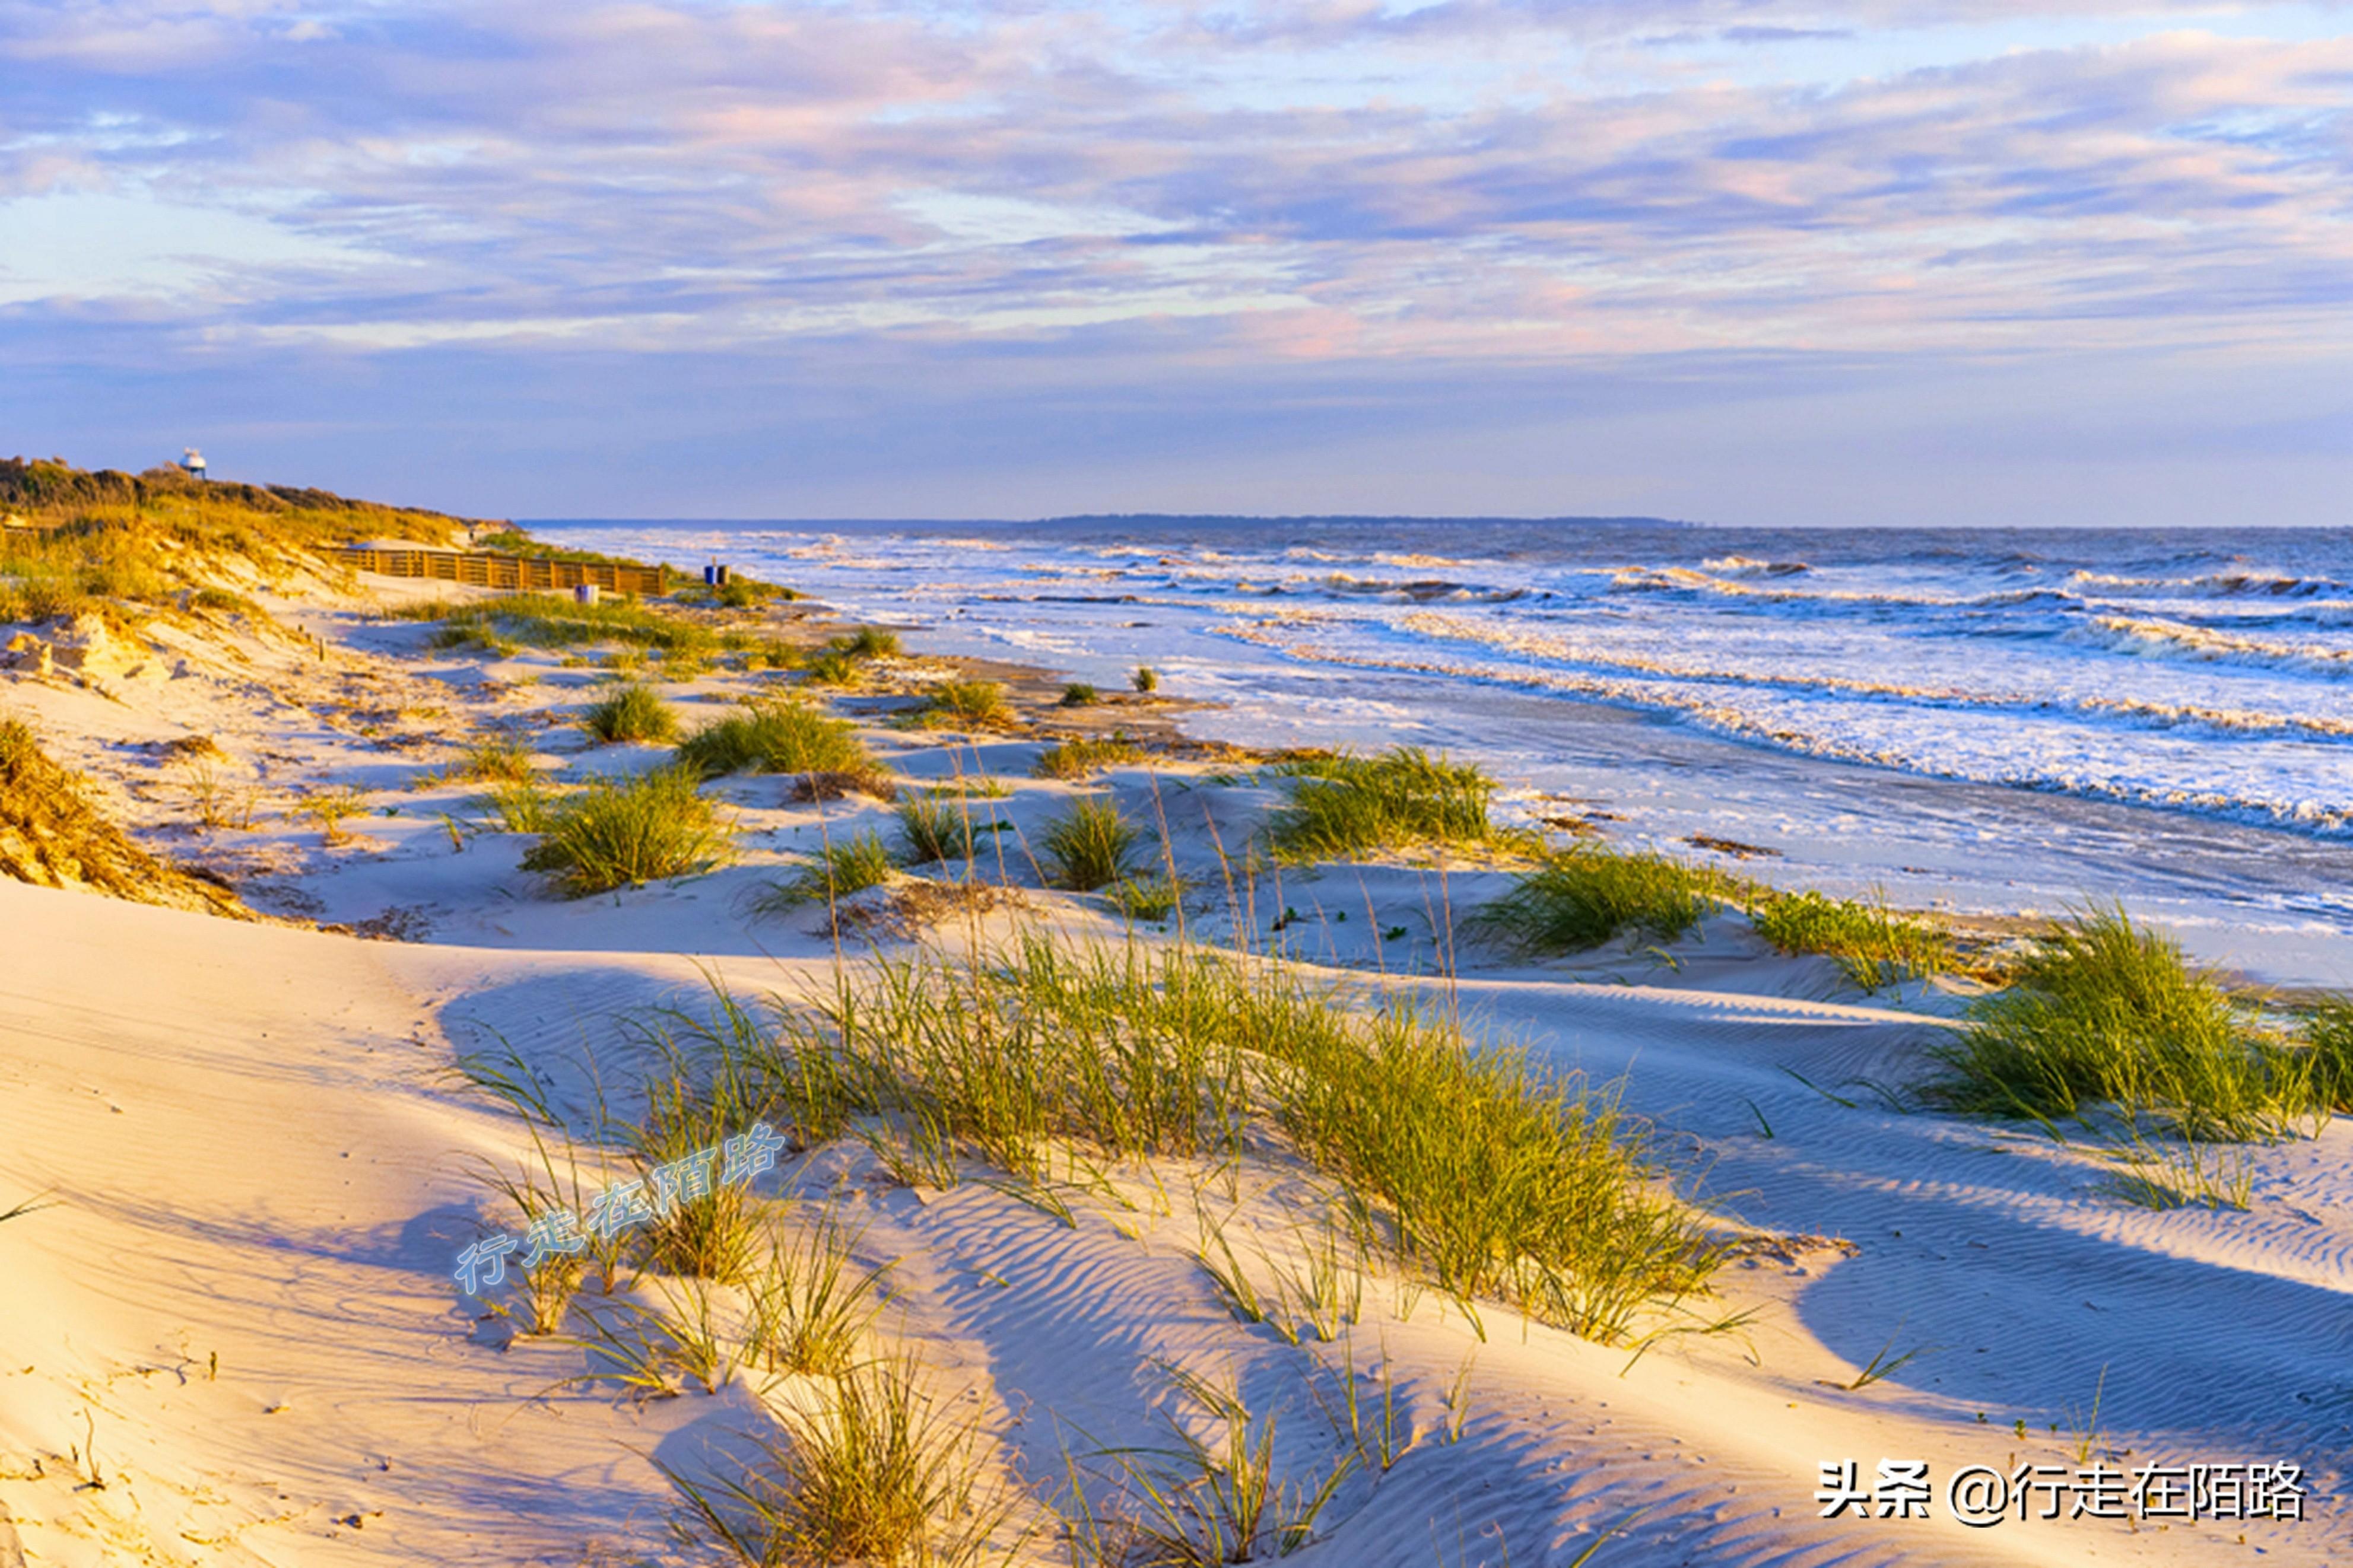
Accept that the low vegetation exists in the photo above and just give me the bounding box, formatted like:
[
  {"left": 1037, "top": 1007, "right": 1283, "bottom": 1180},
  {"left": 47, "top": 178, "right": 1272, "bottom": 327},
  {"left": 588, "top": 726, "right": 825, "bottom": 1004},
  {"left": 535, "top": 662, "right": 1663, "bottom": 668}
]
[
  {"left": 1058, "top": 682, "right": 1098, "bottom": 707},
  {"left": 471, "top": 526, "right": 651, "bottom": 569},
  {"left": 1929, "top": 905, "right": 2341, "bottom": 1140},
  {"left": 785, "top": 935, "right": 1719, "bottom": 1341},
  {"left": 802, "top": 650, "right": 863, "bottom": 688},
  {"left": 755, "top": 830, "right": 897, "bottom": 912},
  {"left": 2, "top": 457, "right": 461, "bottom": 629},
  {"left": 1038, "top": 797, "right": 1146, "bottom": 890},
  {"left": 454, "top": 917, "right": 1725, "bottom": 1566},
  {"left": 675, "top": 699, "right": 885, "bottom": 791},
  {"left": 581, "top": 683, "right": 681, "bottom": 745},
  {"left": 442, "top": 732, "right": 538, "bottom": 784},
  {"left": 673, "top": 573, "right": 796, "bottom": 610},
  {"left": 1032, "top": 736, "right": 1144, "bottom": 780},
  {"left": 895, "top": 791, "right": 970, "bottom": 865},
  {"left": 1132, "top": 666, "right": 1160, "bottom": 693},
  {"left": 1749, "top": 889, "right": 1955, "bottom": 990},
  {"left": 831, "top": 625, "right": 901, "bottom": 660},
  {"left": 478, "top": 778, "right": 567, "bottom": 834},
  {"left": 1108, "top": 873, "right": 1183, "bottom": 923},
  {"left": 1468, "top": 844, "right": 1727, "bottom": 956},
  {"left": 666, "top": 1351, "right": 1004, "bottom": 1568},
  {"left": 402, "top": 582, "right": 799, "bottom": 666},
  {"left": 409, "top": 592, "right": 717, "bottom": 656},
  {"left": 517, "top": 767, "right": 731, "bottom": 895},
  {"left": 299, "top": 787, "right": 373, "bottom": 845},
  {"left": 2302, "top": 1000, "right": 2353, "bottom": 1113},
  {"left": 0, "top": 715, "right": 251, "bottom": 917},
  {"left": 919, "top": 679, "right": 1009, "bottom": 730},
  {"left": 1267, "top": 746, "right": 1508, "bottom": 861}
]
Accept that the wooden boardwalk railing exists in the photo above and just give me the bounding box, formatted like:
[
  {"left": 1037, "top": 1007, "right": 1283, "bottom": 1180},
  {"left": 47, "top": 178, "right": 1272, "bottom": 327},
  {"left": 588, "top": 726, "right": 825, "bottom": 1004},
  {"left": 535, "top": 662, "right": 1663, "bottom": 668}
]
[{"left": 329, "top": 546, "right": 666, "bottom": 596}]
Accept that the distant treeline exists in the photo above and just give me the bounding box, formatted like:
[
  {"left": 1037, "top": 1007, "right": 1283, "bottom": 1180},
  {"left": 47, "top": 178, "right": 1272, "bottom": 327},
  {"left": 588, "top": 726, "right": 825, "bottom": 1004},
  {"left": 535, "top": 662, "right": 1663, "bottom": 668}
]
[{"left": 0, "top": 457, "right": 463, "bottom": 522}]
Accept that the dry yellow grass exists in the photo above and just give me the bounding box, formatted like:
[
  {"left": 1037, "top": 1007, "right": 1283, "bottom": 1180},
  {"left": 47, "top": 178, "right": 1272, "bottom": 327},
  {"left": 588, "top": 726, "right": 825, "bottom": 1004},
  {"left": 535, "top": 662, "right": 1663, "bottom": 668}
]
[{"left": 0, "top": 715, "right": 253, "bottom": 918}]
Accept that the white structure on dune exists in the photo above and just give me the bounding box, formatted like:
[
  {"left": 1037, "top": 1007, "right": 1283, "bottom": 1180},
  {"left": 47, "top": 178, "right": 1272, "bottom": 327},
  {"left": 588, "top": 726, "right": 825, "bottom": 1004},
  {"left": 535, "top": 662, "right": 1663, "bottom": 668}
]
[{"left": 180, "top": 447, "right": 208, "bottom": 480}]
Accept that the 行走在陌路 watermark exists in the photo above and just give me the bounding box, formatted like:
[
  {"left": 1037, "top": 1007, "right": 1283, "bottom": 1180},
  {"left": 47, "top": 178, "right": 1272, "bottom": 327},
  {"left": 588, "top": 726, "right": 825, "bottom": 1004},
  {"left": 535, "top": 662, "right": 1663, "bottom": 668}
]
[
  {"left": 451, "top": 1122, "right": 786, "bottom": 1294},
  {"left": 1817, "top": 1458, "right": 2304, "bottom": 1527}
]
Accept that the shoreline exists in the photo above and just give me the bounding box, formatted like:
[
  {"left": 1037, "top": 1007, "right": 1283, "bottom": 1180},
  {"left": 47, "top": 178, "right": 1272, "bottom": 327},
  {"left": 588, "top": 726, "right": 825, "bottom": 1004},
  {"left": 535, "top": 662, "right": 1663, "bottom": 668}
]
[{"left": 540, "top": 521, "right": 2353, "bottom": 991}]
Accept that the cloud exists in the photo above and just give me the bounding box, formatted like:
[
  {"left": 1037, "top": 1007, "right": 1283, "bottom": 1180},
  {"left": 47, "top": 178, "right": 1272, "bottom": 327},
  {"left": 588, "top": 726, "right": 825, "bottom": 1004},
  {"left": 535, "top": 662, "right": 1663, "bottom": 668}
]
[{"left": 0, "top": 0, "right": 2345, "bottom": 513}]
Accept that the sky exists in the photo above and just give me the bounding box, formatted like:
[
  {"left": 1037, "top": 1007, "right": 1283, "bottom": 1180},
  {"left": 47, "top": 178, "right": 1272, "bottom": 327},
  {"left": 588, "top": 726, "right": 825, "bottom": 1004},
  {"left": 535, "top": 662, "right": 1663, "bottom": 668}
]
[{"left": 1, "top": 0, "right": 2348, "bottom": 524}]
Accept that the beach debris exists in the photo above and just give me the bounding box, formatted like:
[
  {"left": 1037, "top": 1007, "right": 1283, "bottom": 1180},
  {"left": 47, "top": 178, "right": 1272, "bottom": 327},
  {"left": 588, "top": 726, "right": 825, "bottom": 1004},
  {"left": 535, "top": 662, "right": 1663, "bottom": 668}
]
[{"left": 1685, "top": 833, "right": 1781, "bottom": 858}]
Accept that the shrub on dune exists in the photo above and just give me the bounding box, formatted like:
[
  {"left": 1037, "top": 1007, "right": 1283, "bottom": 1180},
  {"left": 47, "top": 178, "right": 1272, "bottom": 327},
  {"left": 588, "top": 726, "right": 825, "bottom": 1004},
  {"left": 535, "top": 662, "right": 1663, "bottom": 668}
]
[
  {"left": 395, "top": 591, "right": 715, "bottom": 656},
  {"left": 519, "top": 766, "right": 730, "bottom": 896},
  {"left": 1107, "top": 874, "right": 1183, "bottom": 923}
]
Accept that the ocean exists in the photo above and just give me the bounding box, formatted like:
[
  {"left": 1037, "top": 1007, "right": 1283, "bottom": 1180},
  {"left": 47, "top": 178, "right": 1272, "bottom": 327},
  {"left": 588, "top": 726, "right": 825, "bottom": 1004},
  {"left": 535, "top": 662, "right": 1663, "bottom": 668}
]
[{"left": 530, "top": 517, "right": 2353, "bottom": 984}]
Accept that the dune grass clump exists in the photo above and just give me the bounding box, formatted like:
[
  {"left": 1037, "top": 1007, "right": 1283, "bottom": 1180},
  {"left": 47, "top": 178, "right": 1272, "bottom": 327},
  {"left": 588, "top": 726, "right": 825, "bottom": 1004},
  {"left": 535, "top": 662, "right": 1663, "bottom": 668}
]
[
  {"left": 2302, "top": 1000, "right": 2353, "bottom": 1112},
  {"left": 756, "top": 830, "right": 897, "bottom": 912},
  {"left": 1750, "top": 889, "right": 1954, "bottom": 991},
  {"left": 1032, "top": 736, "right": 1144, "bottom": 780},
  {"left": 1058, "top": 682, "right": 1098, "bottom": 708},
  {"left": 299, "top": 786, "right": 373, "bottom": 845},
  {"left": 518, "top": 767, "right": 731, "bottom": 896},
  {"left": 676, "top": 700, "right": 884, "bottom": 788},
  {"left": 1271, "top": 1001, "right": 1710, "bottom": 1337},
  {"left": 443, "top": 731, "right": 538, "bottom": 784},
  {"left": 623, "top": 1025, "right": 773, "bottom": 1284},
  {"left": 1468, "top": 844, "right": 1727, "bottom": 956},
  {"left": 787, "top": 934, "right": 1716, "bottom": 1341},
  {"left": 737, "top": 638, "right": 808, "bottom": 674},
  {"left": 581, "top": 682, "right": 681, "bottom": 745},
  {"left": 1267, "top": 746, "right": 1502, "bottom": 861},
  {"left": 895, "top": 791, "right": 971, "bottom": 865},
  {"left": 831, "top": 625, "right": 902, "bottom": 660},
  {"left": 1108, "top": 873, "right": 1183, "bottom": 923},
  {"left": 1038, "top": 797, "right": 1145, "bottom": 890},
  {"left": 1132, "top": 666, "right": 1159, "bottom": 694},
  {"left": 479, "top": 778, "right": 566, "bottom": 834},
  {"left": 1930, "top": 905, "right": 2330, "bottom": 1140},
  {"left": 746, "top": 1207, "right": 891, "bottom": 1377},
  {"left": 665, "top": 1351, "right": 1003, "bottom": 1568},
  {"left": 920, "top": 679, "right": 1009, "bottom": 730},
  {"left": 803, "top": 650, "right": 863, "bottom": 688}
]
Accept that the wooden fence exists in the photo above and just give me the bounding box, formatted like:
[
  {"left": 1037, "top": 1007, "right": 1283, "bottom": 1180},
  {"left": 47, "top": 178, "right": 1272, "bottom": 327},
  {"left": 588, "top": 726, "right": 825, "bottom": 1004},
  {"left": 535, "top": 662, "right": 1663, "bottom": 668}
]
[{"left": 329, "top": 546, "right": 667, "bottom": 596}]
